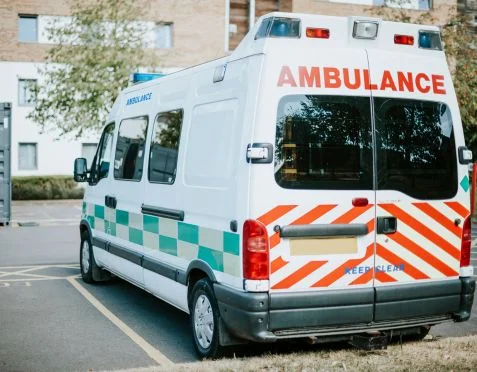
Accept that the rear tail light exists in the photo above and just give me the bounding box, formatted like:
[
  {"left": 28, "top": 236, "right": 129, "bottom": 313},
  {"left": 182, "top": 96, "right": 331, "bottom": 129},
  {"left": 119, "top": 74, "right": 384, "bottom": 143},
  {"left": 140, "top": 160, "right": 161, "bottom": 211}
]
[
  {"left": 243, "top": 219, "right": 269, "bottom": 280},
  {"left": 460, "top": 216, "right": 471, "bottom": 267},
  {"left": 394, "top": 34, "right": 414, "bottom": 45},
  {"left": 306, "top": 27, "right": 330, "bottom": 39}
]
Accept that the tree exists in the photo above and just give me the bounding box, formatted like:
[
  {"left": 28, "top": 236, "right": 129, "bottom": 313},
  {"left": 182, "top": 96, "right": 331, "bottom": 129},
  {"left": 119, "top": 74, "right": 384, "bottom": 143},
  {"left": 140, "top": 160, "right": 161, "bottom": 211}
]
[
  {"left": 28, "top": 0, "right": 153, "bottom": 138},
  {"left": 441, "top": 16, "right": 477, "bottom": 153},
  {"left": 366, "top": 1, "right": 477, "bottom": 152}
]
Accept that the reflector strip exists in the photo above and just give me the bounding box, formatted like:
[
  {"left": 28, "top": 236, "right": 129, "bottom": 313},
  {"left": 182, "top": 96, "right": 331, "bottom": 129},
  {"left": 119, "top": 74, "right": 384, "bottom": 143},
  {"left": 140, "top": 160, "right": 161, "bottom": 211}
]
[
  {"left": 413, "top": 202, "right": 462, "bottom": 238},
  {"left": 376, "top": 243, "right": 429, "bottom": 280},
  {"left": 388, "top": 232, "right": 459, "bottom": 276},
  {"left": 375, "top": 271, "right": 397, "bottom": 283},
  {"left": 291, "top": 204, "right": 337, "bottom": 225},
  {"left": 380, "top": 204, "right": 460, "bottom": 260},
  {"left": 272, "top": 261, "right": 327, "bottom": 289},
  {"left": 332, "top": 204, "right": 373, "bottom": 224},
  {"left": 257, "top": 205, "right": 297, "bottom": 226},
  {"left": 311, "top": 243, "right": 374, "bottom": 287},
  {"left": 349, "top": 267, "right": 374, "bottom": 285},
  {"left": 269, "top": 232, "right": 281, "bottom": 249},
  {"left": 271, "top": 256, "right": 288, "bottom": 273},
  {"left": 444, "top": 201, "right": 469, "bottom": 219}
]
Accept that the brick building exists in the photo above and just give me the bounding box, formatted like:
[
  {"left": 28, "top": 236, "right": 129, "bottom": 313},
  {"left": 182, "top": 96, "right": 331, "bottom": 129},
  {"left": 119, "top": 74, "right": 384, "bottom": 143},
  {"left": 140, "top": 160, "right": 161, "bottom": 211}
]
[{"left": 0, "top": 0, "right": 456, "bottom": 176}]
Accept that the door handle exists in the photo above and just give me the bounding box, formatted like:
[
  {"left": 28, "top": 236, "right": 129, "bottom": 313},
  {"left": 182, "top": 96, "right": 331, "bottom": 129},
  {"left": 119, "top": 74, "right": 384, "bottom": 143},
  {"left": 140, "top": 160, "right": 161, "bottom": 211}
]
[
  {"left": 377, "top": 216, "right": 397, "bottom": 234},
  {"left": 105, "top": 195, "right": 117, "bottom": 209}
]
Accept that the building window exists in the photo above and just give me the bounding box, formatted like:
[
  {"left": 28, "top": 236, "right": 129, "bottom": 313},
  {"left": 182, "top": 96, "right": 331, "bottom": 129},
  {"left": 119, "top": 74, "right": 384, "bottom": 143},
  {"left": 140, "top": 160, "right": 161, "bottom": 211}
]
[
  {"left": 154, "top": 23, "right": 173, "bottom": 49},
  {"left": 18, "top": 79, "right": 37, "bottom": 106},
  {"left": 81, "top": 143, "right": 98, "bottom": 167},
  {"left": 18, "top": 143, "right": 37, "bottom": 170},
  {"left": 18, "top": 15, "right": 38, "bottom": 42}
]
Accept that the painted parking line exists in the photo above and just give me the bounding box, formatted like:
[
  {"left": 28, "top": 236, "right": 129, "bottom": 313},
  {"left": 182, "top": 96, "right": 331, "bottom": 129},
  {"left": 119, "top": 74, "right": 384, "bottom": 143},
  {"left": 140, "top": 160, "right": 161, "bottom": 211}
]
[
  {"left": 67, "top": 277, "right": 173, "bottom": 368},
  {"left": 0, "top": 264, "right": 80, "bottom": 282}
]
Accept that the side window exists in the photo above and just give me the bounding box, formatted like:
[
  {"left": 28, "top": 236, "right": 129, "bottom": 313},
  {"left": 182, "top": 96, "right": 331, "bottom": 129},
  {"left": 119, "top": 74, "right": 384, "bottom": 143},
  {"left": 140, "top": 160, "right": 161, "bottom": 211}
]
[
  {"left": 114, "top": 116, "right": 148, "bottom": 181},
  {"left": 91, "top": 123, "right": 114, "bottom": 184},
  {"left": 149, "top": 109, "right": 183, "bottom": 184}
]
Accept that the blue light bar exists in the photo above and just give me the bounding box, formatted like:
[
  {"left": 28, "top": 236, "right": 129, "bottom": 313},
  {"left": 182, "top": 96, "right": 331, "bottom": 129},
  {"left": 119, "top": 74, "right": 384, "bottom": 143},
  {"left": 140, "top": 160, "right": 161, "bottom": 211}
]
[
  {"left": 255, "top": 17, "right": 301, "bottom": 40},
  {"left": 132, "top": 72, "right": 165, "bottom": 84},
  {"left": 418, "top": 31, "right": 442, "bottom": 50}
]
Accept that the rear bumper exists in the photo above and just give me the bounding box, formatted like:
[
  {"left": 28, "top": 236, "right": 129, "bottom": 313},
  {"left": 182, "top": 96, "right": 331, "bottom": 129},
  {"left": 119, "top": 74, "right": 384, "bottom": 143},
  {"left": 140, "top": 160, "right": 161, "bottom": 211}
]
[{"left": 214, "top": 277, "right": 475, "bottom": 342}]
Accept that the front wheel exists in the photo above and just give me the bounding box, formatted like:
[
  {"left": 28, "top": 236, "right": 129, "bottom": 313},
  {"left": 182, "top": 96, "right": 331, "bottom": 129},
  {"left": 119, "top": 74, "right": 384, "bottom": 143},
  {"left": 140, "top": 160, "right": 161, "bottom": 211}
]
[
  {"left": 190, "top": 278, "right": 223, "bottom": 359},
  {"left": 80, "top": 230, "right": 95, "bottom": 283}
]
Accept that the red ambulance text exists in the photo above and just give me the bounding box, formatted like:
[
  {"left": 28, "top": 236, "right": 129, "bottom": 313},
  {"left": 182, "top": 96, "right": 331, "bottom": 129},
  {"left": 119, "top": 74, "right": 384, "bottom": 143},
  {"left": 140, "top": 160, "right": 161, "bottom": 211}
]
[{"left": 277, "top": 66, "right": 446, "bottom": 95}]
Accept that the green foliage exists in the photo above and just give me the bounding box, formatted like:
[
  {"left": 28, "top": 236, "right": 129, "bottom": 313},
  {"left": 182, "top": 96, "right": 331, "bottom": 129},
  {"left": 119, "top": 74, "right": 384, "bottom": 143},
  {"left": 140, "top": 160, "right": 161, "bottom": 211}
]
[
  {"left": 12, "top": 176, "right": 84, "bottom": 200},
  {"left": 366, "top": 1, "right": 477, "bottom": 153},
  {"left": 441, "top": 17, "right": 477, "bottom": 153},
  {"left": 28, "top": 0, "right": 153, "bottom": 138}
]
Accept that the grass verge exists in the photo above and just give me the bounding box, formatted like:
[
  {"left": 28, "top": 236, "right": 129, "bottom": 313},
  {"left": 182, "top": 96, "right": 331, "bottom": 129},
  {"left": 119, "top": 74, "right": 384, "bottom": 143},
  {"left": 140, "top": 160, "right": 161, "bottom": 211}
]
[{"left": 119, "top": 335, "right": 477, "bottom": 372}]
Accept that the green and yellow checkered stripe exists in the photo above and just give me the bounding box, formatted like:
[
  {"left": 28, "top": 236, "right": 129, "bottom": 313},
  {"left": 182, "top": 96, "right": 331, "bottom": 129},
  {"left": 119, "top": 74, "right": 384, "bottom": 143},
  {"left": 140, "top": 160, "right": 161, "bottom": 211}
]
[{"left": 82, "top": 202, "right": 241, "bottom": 277}]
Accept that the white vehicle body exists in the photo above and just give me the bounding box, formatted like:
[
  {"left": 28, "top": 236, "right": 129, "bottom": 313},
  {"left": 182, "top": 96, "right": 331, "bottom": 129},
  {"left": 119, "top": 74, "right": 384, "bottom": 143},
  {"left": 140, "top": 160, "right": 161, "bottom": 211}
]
[{"left": 77, "top": 12, "right": 475, "bottom": 358}]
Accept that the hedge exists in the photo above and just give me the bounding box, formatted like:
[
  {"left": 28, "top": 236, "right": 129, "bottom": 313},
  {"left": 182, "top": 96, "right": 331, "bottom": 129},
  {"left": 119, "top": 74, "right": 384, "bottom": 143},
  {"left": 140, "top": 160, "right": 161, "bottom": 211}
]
[{"left": 12, "top": 176, "right": 84, "bottom": 200}]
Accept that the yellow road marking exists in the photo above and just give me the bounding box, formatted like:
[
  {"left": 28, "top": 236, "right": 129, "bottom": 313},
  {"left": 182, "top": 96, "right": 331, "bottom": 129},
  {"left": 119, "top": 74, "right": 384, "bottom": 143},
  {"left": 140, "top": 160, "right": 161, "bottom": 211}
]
[
  {"left": 0, "top": 266, "right": 47, "bottom": 278},
  {"left": 66, "top": 277, "right": 173, "bottom": 367},
  {"left": 0, "top": 277, "right": 70, "bottom": 282},
  {"left": 0, "top": 264, "right": 79, "bottom": 270}
]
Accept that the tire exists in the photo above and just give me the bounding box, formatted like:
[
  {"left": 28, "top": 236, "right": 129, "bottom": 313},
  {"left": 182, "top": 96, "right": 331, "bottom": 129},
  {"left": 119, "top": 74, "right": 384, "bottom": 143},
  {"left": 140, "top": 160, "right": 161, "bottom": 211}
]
[
  {"left": 190, "top": 278, "right": 223, "bottom": 359},
  {"left": 80, "top": 230, "right": 95, "bottom": 283}
]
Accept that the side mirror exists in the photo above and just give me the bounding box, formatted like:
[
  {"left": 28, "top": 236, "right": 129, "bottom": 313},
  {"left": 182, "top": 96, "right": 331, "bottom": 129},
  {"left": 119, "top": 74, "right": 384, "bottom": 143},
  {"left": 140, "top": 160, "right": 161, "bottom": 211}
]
[{"left": 74, "top": 158, "right": 88, "bottom": 182}]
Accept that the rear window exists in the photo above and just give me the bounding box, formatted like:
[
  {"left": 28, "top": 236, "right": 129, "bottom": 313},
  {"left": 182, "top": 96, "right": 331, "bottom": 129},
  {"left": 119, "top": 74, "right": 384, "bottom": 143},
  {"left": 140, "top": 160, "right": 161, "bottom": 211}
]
[
  {"left": 274, "top": 95, "right": 373, "bottom": 190},
  {"left": 375, "top": 98, "right": 457, "bottom": 199}
]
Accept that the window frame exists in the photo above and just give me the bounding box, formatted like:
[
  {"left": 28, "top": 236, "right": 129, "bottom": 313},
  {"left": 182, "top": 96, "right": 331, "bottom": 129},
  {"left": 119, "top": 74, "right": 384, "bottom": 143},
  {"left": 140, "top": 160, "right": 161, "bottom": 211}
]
[
  {"left": 274, "top": 94, "right": 374, "bottom": 191},
  {"left": 374, "top": 97, "right": 457, "bottom": 200},
  {"left": 18, "top": 78, "right": 37, "bottom": 107},
  {"left": 154, "top": 22, "right": 173, "bottom": 49},
  {"left": 148, "top": 108, "right": 184, "bottom": 185},
  {"left": 89, "top": 122, "right": 115, "bottom": 185},
  {"left": 113, "top": 115, "right": 149, "bottom": 182},
  {"left": 18, "top": 14, "right": 38, "bottom": 43},
  {"left": 18, "top": 142, "right": 38, "bottom": 170}
]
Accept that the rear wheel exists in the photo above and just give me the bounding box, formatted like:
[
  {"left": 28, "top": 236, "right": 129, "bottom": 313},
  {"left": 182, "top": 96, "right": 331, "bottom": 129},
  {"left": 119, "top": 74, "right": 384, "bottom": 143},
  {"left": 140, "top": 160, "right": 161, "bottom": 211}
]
[
  {"left": 190, "top": 278, "right": 223, "bottom": 359},
  {"left": 80, "top": 230, "right": 95, "bottom": 283}
]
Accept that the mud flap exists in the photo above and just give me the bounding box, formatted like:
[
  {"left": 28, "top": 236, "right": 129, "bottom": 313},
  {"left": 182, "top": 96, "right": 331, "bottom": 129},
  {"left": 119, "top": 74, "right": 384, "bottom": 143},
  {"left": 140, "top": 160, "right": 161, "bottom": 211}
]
[
  {"left": 92, "top": 259, "right": 111, "bottom": 282},
  {"left": 218, "top": 318, "right": 248, "bottom": 347}
]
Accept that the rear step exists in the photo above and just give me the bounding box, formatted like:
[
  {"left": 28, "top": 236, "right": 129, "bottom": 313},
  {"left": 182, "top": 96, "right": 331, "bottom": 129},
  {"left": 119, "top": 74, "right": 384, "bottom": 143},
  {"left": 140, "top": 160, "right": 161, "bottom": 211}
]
[{"left": 349, "top": 331, "right": 388, "bottom": 350}]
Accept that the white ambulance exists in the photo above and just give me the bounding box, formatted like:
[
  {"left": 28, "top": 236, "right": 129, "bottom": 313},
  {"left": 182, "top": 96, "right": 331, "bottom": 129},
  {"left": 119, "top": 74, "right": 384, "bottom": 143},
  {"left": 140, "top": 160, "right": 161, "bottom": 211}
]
[{"left": 74, "top": 12, "right": 475, "bottom": 358}]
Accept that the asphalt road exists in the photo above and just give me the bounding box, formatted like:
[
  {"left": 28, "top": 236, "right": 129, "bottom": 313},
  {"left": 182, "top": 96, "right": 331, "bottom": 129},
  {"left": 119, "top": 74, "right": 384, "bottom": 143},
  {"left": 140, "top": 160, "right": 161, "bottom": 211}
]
[{"left": 1, "top": 200, "right": 477, "bottom": 371}]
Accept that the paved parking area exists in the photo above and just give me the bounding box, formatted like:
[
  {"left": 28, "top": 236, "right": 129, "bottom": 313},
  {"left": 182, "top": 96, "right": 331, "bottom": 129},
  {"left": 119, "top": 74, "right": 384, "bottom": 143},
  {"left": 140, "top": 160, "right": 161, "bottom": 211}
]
[
  {"left": 1, "top": 201, "right": 477, "bottom": 371},
  {"left": 0, "top": 265, "right": 195, "bottom": 372},
  {"left": 10, "top": 199, "right": 81, "bottom": 227}
]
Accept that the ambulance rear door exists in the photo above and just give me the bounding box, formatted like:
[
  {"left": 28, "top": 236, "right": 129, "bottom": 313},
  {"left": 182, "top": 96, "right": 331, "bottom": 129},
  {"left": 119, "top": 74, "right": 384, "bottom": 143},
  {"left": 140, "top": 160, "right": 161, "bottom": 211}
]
[
  {"left": 366, "top": 37, "right": 469, "bottom": 322},
  {"left": 250, "top": 46, "right": 377, "bottom": 331}
]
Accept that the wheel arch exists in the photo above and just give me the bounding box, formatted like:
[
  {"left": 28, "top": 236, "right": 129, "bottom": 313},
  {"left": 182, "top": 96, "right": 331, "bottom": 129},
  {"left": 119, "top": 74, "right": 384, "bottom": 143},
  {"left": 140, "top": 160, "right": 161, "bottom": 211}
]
[
  {"left": 186, "top": 260, "right": 217, "bottom": 310},
  {"left": 80, "top": 219, "right": 92, "bottom": 238}
]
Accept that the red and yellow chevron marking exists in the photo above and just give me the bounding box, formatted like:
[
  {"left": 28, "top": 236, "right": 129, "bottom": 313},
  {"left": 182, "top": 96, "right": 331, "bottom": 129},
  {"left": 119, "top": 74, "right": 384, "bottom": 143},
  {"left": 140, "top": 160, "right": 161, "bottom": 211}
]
[
  {"left": 380, "top": 204, "right": 461, "bottom": 261},
  {"left": 259, "top": 200, "right": 466, "bottom": 291}
]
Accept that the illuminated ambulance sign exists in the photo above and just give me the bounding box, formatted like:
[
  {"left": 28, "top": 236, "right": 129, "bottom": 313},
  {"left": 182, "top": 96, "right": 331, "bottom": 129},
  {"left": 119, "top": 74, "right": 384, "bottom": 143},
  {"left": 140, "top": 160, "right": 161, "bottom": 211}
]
[{"left": 277, "top": 66, "right": 446, "bottom": 95}]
